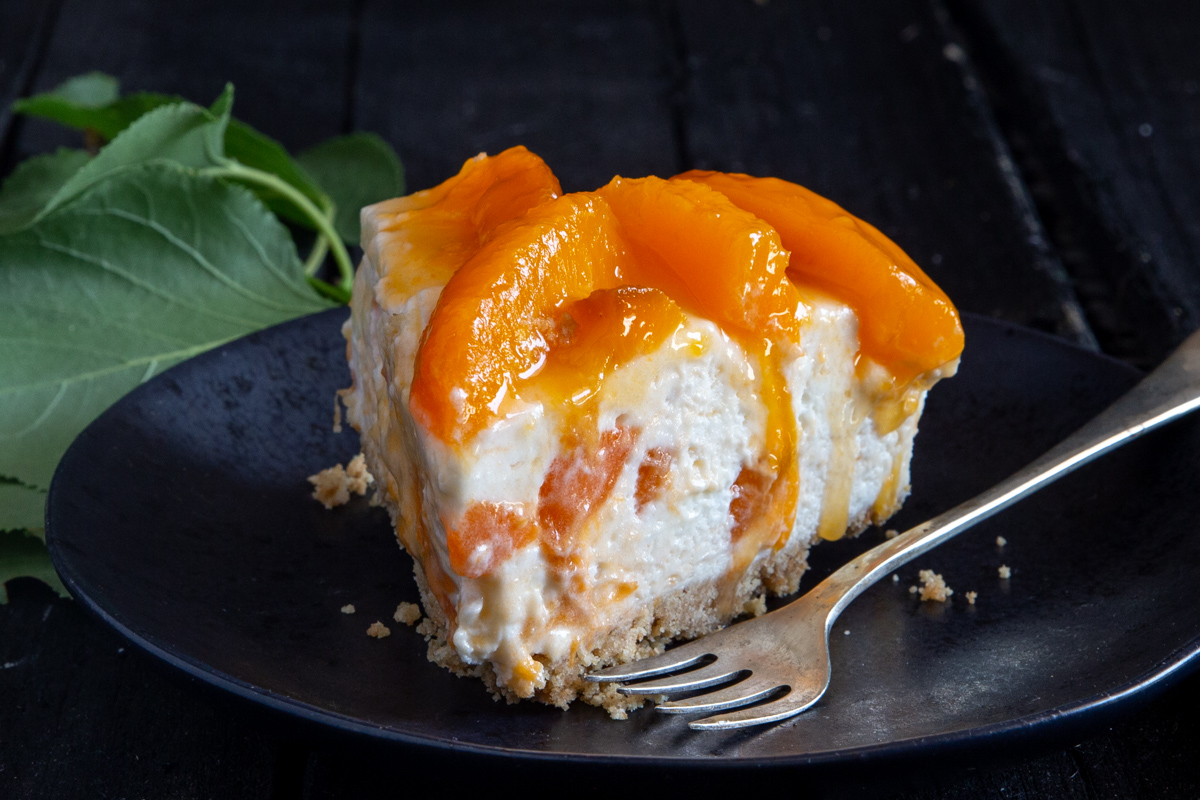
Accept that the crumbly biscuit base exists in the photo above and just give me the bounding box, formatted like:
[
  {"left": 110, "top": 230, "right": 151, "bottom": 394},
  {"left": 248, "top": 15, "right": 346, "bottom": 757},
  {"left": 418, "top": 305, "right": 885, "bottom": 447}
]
[{"left": 401, "top": 506, "right": 887, "bottom": 719}]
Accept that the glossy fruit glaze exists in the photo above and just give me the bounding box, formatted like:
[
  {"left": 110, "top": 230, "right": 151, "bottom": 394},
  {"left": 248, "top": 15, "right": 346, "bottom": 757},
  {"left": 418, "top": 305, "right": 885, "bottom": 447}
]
[
  {"left": 390, "top": 147, "right": 963, "bottom": 580},
  {"left": 370, "top": 146, "right": 561, "bottom": 305},
  {"left": 675, "top": 170, "right": 964, "bottom": 386}
]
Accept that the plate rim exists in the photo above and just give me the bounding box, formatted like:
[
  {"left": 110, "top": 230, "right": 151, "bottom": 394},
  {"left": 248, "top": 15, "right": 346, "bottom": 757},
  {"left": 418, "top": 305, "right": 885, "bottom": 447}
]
[{"left": 44, "top": 309, "right": 1200, "bottom": 768}]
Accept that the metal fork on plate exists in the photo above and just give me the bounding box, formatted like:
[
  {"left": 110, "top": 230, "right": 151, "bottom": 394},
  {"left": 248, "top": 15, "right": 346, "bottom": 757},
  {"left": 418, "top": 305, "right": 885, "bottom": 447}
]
[{"left": 587, "top": 328, "right": 1200, "bottom": 730}]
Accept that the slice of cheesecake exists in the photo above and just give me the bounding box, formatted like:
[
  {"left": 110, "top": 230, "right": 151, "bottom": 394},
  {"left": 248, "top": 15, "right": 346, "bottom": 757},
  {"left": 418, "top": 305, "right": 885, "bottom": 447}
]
[{"left": 341, "top": 147, "right": 963, "bottom": 717}]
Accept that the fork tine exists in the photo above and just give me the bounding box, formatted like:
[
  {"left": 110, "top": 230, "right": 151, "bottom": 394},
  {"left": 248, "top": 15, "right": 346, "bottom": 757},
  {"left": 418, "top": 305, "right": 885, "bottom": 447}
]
[
  {"left": 585, "top": 639, "right": 711, "bottom": 683},
  {"left": 615, "top": 659, "right": 743, "bottom": 695},
  {"left": 687, "top": 686, "right": 823, "bottom": 730},
  {"left": 655, "top": 676, "right": 782, "bottom": 715}
]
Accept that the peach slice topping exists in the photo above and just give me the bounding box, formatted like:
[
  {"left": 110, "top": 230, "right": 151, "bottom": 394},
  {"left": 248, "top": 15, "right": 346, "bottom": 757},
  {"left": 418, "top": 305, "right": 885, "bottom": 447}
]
[
  {"left": 409, "top": 193, "right": 630, "bottom": 443},
  {"left": 674, "top": 170, "right": 964, "bottom": 383},
  {"left": 370, "top": 146, "right": 561, "bottom": 304}
]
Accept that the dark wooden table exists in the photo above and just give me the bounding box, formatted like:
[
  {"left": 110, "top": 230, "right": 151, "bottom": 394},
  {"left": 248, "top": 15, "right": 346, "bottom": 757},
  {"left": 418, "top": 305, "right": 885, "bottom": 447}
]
[{"left": 3, "top": 1, "right": 1200, "bottom": 796}]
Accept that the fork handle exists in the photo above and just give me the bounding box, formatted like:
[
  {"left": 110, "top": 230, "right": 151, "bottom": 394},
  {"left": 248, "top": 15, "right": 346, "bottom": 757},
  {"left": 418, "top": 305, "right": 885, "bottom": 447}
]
[{"left": 793, "top": 327, "right": 1200, "bottom": 628}]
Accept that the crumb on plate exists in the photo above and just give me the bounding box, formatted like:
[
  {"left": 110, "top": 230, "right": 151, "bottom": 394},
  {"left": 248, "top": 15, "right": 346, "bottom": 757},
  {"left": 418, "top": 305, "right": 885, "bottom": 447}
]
[
  {"left": 393, "top": 602, "right": 422, "bottom": 625},
  {"left": 742, "top": 594, "right": 768, "bottom": 617},
  {"left": 965, "top": 591, "right": 977, "bottom": 605},
  {"left": 340, "top": 604, "right": 356, "bottom": 615},
  {"left": 917, "top": 569, "right": 954, "bottom": 602},
  {"left": 366, "top": 621, "right": 391, "bottom": 638},
  {"left": 996, "top": 536, "right": 1007, "bottom": 548},
  {"left": 308, "top": 453, "right": 375, "bottom": 509},
  {"left": 998, "top": 564, "right": 1012, "bottom": 579},
  {"left": 885, "top": 528, "right": 899, "bottom": 539}
]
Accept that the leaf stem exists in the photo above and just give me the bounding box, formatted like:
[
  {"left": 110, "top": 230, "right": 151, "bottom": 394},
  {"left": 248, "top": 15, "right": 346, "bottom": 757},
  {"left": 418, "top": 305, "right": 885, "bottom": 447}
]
[
  {"left": 303, "top": 234, "right": 329, "bottom": 277},
  {"left": 202, "top": 161, "right": 354, "bottom": 296}
]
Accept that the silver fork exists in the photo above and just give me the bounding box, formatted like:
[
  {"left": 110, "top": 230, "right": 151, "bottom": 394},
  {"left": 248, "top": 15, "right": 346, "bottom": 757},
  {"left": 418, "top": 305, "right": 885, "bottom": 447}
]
[{"left": 587, "top": 328, "right": 1200, "bottom": 730}]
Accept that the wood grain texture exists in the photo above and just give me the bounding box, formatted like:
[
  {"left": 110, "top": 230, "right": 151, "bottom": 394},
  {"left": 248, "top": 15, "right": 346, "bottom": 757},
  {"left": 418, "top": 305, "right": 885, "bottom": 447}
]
[
  {"left": 1, "top": 2, "right": 361, "bottom": 797},
  {"left": 673, "top": 0, "right": 1094, "bottom": 345},
  {"left": 353, "top": 0, "right": 678, "bottom": 194},
  {"left": 949, "top": 0, "right": 1200, "bottom": 364},
  {"left": 5, "top": 0, "right": 1200, "bottom": 798},
  {"left": 0, "top": 581, "right": 276, "bottom": 798},
  {"left": 13, "top": 0, "right": 357, "bottom": 158},
  {"left": 0, "top": 0, "right": 59, "bottom": 171}
]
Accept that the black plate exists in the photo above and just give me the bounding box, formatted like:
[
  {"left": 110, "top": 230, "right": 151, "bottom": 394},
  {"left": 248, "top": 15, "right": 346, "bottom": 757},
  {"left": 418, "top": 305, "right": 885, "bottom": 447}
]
[{"left": 45, "top": 310, "right": 1200, "bottom": 767}]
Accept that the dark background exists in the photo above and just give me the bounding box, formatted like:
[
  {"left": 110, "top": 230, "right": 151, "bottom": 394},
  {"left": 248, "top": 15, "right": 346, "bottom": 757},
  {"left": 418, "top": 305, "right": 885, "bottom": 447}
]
[{"left": 2, "top": 0, "right": 1199, "bottom": 796}]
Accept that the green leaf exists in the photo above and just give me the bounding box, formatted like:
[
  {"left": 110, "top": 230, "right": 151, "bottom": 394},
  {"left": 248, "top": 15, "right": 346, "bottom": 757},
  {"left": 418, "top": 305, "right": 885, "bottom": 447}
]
[
  {"left": 45, "top": 71, "right": 120, "bottom": 107},
  {"left": 225, "top": 119, "right": 331, "bottom": 227},
  {"left": 0, "top": 530, "right": 66, "bottom": 603},
  {"left": 0, "top": 480, "right": 46, "bottom": 533},
  {"left": 15, "top": 77, "right": 333, "bottom": 233},
  {"left": 41, "top": 89, "right": 234, "bottom": 218},
  {"left": 0, "top": 162, "right": 333, "bottom": 491},
  {"left": 298, "top": 133, "right": 404, "bottom": 244},
  {"left": 13, "top": 72, "right": 180, "bottom": 142},
  {"left": 0, "top": 148, "right": 91, "bottom": 234}
]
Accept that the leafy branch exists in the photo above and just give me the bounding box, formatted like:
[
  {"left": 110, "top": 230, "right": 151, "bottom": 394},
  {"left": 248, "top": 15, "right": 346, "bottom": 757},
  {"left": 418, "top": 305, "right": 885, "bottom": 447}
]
[{"left": 0, "top": 73, "right": 406, "bottom": 600}]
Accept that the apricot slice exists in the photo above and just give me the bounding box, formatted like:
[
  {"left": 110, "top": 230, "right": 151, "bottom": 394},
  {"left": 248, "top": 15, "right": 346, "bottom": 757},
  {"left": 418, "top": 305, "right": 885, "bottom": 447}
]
[
  {"left": 409, "top": 193, "right": 630, "bottom": 443},
  {"left": 597, "top": 176, "right": 802, "bottom": 345},
  {"left": 371, "top": 146, "right": 561, "bottom": 303},
  {"left": 534, "top": 286, "right": 685, "bottom": 408},
  {"left": 674, "top": 170, "right": 964, "bottom": 383}
]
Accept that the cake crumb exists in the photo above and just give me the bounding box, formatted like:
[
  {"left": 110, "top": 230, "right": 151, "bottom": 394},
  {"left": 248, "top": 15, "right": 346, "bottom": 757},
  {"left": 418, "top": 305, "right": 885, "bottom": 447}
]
[
  {"left": 892, "top": 574, "right": 900, "bottom": 583},
  {"left": 909, "top": 585, "right": 918, "bottom": 594},
  {"left": 998, "top": 565, "right": 1012, "bottom": 579},
  {"left": 965, "top": 591, "right": 977, "bottom": 605},
  {"left": 996, "top": 536, "right": 1007, "bottom": 548},
  {"left": 308, "top": 453, "right": 375, "bottom": 509},
  {"left": 885, "top": 528, "right": 899, "bottom": 539},
  {"left": 742, "top": 595, "right": 768, "bottom": 618},
  {"left": 917, "top": 569, "right": 954, "bottom": 602},
  {"left": 340, "top": 604, "right": 356, "bottom": 615},
  {"left": 366, "top": 621, "right": 391, "bottom": 638},
  {"left": 394, "top": 602, "right": 422, "bottom": 625}
]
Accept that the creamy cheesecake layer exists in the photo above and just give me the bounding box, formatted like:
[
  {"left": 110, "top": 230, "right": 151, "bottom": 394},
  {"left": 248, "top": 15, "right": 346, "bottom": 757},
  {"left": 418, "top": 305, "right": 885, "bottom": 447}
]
[{"left": 343, "top": 244, "right": 927, "bottom": 701}]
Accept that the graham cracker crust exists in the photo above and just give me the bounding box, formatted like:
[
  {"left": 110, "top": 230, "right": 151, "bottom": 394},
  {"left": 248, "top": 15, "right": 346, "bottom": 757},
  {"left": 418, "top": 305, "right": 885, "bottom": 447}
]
[{"left": 401, "top": 507, "right": 887, "bottom": 719}]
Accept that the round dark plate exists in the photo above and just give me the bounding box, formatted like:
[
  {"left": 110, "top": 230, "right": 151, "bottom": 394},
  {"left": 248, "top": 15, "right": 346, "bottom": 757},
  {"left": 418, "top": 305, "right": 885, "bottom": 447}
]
[{"left": 45, "top": 310, "right": 1200, "bottom": 767}]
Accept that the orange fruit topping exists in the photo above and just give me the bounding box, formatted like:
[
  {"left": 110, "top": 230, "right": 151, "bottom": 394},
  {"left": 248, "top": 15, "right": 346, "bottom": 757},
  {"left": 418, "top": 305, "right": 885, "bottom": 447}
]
[
  {"left": 409, "top": 193, "right": 630, "bottom": 443},
  {"left": 371, "top": 146, "right": 561, "bottom": 303},
  {"left": 596, "top": 176, "right": 802, "bottom": 345},
  {"left": 534, "top": 286, "right": 685, "bottom": 409},
  {"left": 674, "top": 170, "right": 964, "bottom": 383}
]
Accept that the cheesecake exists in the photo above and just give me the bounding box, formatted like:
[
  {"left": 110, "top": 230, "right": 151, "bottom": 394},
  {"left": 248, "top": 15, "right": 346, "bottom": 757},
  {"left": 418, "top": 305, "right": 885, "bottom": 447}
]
[{"left": 340, "top": 147, "right": 963, "bottom": 717}]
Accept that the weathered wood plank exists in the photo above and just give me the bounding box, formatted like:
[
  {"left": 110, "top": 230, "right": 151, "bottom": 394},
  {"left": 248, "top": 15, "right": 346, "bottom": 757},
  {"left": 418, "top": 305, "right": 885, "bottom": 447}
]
[
  {"left": 353, "top": 0, "right": 679, "bottom": 194},
  {"left": 3, "top": 2, "right": 362, "bottom": 797},
  {"left": 14, "top": 0, "right": 357, "bottom": 158},
  {"left": 0, "top": 0, "right": 58, "bottom": 169},
  {"left": 674, "top": 0, "right": 1095, "bottom": 346},
  {"left": 0, "top": 581, "right": 276, "bottom": 798},
  {"left": 948, "top": 0, "right": 1200, "bottom": 364}
]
